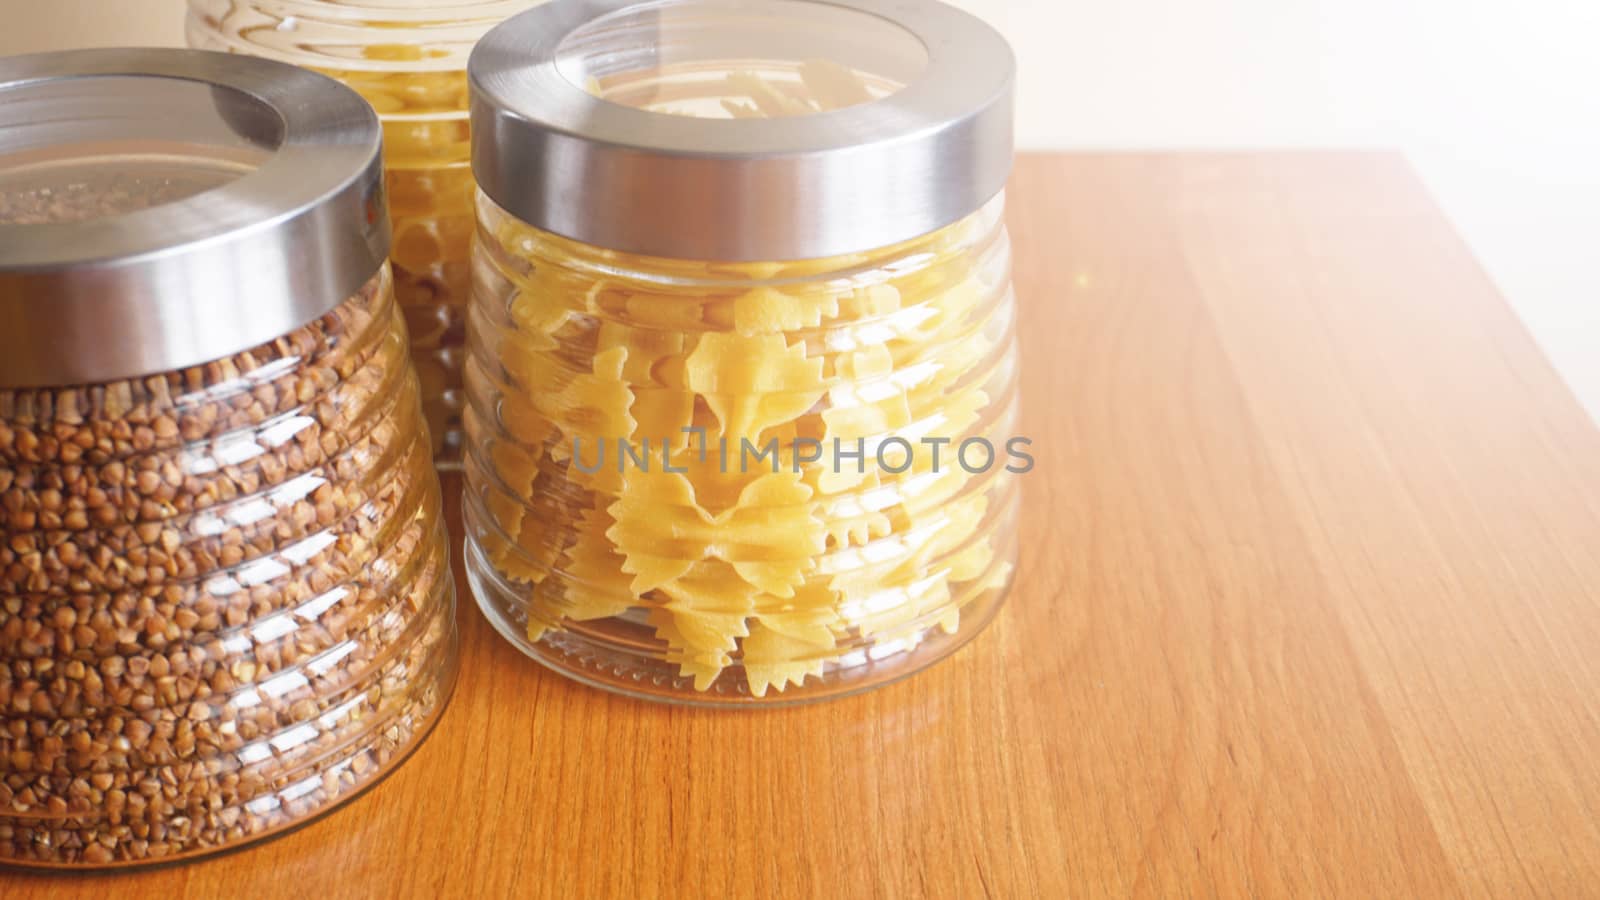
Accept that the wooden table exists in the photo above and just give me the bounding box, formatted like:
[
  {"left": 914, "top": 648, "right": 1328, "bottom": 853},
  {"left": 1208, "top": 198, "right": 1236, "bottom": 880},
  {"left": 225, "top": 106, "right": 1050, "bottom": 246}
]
[{"left": 7, "top": 153, "right": 1600, "bottom": 897}]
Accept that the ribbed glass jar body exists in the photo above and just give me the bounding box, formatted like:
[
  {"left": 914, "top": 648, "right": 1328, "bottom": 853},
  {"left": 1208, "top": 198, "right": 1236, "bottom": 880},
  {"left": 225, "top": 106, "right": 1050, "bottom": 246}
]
[
  {"left": 0, "top": 268, "right": 458, "bottom": 866},
  {"left": 464, "top": 194, "right": 1021, "bottom": 705},
  {"left": 186, "top": 0, "right": 540, "bottom": 468}
]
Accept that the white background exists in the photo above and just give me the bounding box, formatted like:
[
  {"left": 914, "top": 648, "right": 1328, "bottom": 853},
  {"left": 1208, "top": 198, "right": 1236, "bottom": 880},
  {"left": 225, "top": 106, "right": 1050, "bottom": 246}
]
[{"left": 6, "top": 0, "right": 1598, "bottom": 420}]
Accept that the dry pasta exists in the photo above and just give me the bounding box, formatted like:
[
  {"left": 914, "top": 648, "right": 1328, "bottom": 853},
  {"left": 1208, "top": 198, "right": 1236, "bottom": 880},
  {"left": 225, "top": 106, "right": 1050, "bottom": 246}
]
[
  {"left": 465, "top": 53, "right": 1019, "bottom": 699},
  {"left": 467, "top": 196, "right": 1018, "bottom": 696},
  {"left": 324, "top": 56, "right": 474, "bottom": 461}
]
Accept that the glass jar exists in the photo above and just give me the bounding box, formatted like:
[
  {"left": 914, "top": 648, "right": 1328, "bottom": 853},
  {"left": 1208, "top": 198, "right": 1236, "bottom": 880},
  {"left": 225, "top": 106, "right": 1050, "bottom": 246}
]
[
  {"left": 0, "top": 50, "right": 457, "bottom": 867},
  {"left": 186, "top": 0, "right": 543, "bottom": 468},
  {"left": 464, "top": 0, "right": 1020, "bottom": 704}
]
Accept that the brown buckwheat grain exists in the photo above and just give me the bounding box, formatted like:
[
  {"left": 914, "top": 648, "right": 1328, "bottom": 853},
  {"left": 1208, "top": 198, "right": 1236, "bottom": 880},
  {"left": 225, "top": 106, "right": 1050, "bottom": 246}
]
[{"left": 0, "top": 271, "right": 457, "bottom": 867}]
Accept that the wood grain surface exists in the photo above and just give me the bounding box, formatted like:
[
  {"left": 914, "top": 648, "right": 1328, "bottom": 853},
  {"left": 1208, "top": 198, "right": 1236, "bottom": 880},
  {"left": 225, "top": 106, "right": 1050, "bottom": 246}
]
[{"left": 6, "top": 152, "right": 1599, "bottom": 898}]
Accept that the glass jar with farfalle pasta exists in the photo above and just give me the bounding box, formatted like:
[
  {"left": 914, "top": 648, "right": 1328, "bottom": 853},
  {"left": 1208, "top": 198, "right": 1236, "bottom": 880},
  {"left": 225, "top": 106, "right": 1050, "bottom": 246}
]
[
  {"left": 0, "top": 51, "right": 457, "bottom": 866},
  {"left": 186, "top": 0, "right": 544, "bottom": 468},
  {"left": 464, "top": 0, "right": 1021, "bottom": 704}
]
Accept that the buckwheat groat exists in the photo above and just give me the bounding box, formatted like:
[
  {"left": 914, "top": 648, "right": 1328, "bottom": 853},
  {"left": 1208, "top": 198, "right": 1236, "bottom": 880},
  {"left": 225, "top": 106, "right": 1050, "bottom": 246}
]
[
  {"left": 0, "top": 50, "right": 458, "bottom": 867},
  {"left": 0, "top": 278, "right": 458, "bottom": 867}
]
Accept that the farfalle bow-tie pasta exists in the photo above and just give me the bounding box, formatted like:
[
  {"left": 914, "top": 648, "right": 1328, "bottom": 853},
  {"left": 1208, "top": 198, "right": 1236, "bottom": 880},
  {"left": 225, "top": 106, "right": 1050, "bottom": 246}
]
[
  {"left": 465, "top": 194, "right": 1020, "bottom": 698},
  {"left": 463, "top": 42, "right": 1021, "bottom": 700}
]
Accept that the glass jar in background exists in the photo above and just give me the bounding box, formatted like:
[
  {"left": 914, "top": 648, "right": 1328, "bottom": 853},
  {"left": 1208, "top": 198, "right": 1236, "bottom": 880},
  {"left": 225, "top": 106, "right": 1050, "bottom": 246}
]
[
  {"left": 464, "top": 0, "right": 1020, "bottom": 704},
  {"left": 186, "top": 0, "right": 543, "bottom": 468},
  {"left": 0, "top": 50, "right": 457, "bottom": 867}
]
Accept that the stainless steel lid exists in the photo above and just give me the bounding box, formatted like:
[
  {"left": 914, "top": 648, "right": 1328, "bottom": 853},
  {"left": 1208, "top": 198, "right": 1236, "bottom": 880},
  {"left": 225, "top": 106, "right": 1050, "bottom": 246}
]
[
  {"left": 470, "top": 0, "right": 1015, "bottom": 261},
  {"left": 0, "top": 49, "right": 389, "bottom": 389}
]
